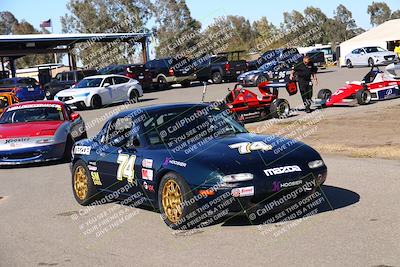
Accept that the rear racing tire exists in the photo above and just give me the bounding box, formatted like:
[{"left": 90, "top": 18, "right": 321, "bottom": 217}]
[
  {"left": 270, "top": 99, "right": 290, "bottom": 119},
  {"left": 90, "top": 95, "right": 102, "bottom": 109},
  {"left": 129, "top": 89, "right": 139, "bottom": 103},
  {"left": 356, "top": 89, "right": 372, "bottom": 105},
  {"left": 72, "top": 160, "right": 98, "bottom": 206},
  {"left": 212, "top": 71, "right": 223, "bottom": 84},
  {"left": 158, "top": 172, "right": 198, "bottom": 230},
  {"left": 346, "top": 59, "right": 353, "bottom": 68}
]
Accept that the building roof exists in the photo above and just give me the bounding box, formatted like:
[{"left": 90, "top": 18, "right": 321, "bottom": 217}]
[
  {"left": 341, "top": 19, "right": 400, "bottom": 46},
  {"left": 0, "top": 32, "right": 149, "bottom": 58}
]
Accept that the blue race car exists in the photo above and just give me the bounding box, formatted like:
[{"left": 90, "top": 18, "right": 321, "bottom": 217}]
[
  {"left": 0, "top": 77, "right": 45, "bottom": 102},
  {"left": 70, "top": 103, "right": 327, "bottom": 229}
]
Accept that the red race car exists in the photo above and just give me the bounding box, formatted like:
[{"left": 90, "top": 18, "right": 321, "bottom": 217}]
[
  {"left": 316, "top": 65, "right": 400, "bottom": 107},
  {"left": 0, "top": 101, "right": 87, "bottom": 166},
  {"left": 224, "top": 81, "right": 297, "bottom": 123}
]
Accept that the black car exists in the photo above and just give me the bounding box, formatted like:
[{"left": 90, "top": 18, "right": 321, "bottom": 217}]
[
  {"left": 44, "top": 69, "right": 98, "bottom": 99},
  {"left": 144, "top": 58, "right": 196, "bottom": 89},
  {"left": 70, "top": 103, "right": 327, "bottom": 229},
  {"left": 238, "top": 48, "right": 303, "bottom": 86},
  {"left": 99, "top": 64, "right": 152, "bottom": 90}
]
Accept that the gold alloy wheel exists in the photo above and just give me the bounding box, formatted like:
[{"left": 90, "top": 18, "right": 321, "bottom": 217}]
[
  {"left": 74, "top": 166, "right": 88, "bottom": 200},
  {"left": 162, "top": 179, "right": 183, "bottom": 223}
]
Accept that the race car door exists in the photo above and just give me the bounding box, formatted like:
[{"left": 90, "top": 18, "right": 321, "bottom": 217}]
[{"left": 95, "top": 116, "right": 142, "bottom": 196}]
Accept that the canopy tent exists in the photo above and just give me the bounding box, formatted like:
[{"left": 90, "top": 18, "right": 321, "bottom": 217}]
[
  {"left": 0, "top": 32, "right": 150, "bottom": 77},
  {"left": 339, "top": 19, "right": 400, "bottom": 66}
]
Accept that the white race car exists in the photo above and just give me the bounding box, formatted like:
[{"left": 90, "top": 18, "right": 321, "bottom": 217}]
[{"left": 54, "top": 74, "right": 143, "bottom": 109}]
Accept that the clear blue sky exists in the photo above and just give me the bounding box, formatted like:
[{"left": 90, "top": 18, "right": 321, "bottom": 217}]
[{"left": 2, "top": 0, "right": 400, "bottom": 33}]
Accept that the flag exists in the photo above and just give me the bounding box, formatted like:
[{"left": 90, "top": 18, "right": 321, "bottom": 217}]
[{"left": 40, "top": 19, "right": 52, "bottom": 28}]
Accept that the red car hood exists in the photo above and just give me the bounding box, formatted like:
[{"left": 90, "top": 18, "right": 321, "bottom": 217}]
[{"left": 0, "top": 121, "right": 64, "bottom": 139}]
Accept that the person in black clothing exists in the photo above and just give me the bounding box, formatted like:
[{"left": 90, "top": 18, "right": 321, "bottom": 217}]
[{"left": 290, "top": 55, "right": 318, "bottom": 113}]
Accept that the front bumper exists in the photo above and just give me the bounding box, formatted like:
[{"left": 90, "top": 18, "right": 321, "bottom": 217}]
[
  {"left": 194, "top": 169, "right": 327, "bottom": 214},
  {"left": 165, "top": 74, "right": 197, "bottom": 83},
  {"left": 55, "top": 95, "right": 89, "bottom": 108},
  {"left": 0, "top": 142, "right": 66, "bottom": 166}
]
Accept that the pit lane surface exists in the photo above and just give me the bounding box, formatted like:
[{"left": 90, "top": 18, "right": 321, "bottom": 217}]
[{"left": 0, "top": 67, "right": 399, "bottom": 266}]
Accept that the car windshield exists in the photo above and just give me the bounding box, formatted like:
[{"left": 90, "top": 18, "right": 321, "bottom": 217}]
[
  {"left": 364, "top": 47, "right": 386, "bottom": 53},
  {"left": 75, "top": 78, "right": 102, "bottom": 88},
  {"left": 143, "top": 106, "right": 248, "bottom": 146},
  {"left": 0, "top": 106, "right": 64, "bottom": 124}
]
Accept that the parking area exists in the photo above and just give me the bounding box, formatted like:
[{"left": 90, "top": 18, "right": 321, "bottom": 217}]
[{"left": 0, "top": 66, "right": 399, "bottom": 266}]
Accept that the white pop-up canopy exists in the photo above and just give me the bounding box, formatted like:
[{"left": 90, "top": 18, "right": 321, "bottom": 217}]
[{"left": 339, "top": 19, "right": 400, "bottom": 66}]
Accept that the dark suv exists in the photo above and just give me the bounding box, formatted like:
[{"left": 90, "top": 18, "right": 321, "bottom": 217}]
[
  {"left": 44, "top": 69, "right": 98, "bottom": 99},
  {"left": 144, "top": 58, "right": 196, "bottom": 90}
]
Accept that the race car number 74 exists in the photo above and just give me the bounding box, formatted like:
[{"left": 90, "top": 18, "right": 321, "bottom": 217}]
[{"left": 117, "top": 154, "right": 136, "bottom": 184}]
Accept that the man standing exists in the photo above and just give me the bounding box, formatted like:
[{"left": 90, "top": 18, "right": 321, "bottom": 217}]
[
  {"left": 394, "top": 41, "right": 400, "bottom": 59},
  {"left": 290, "top": 55, "right": 318, "bottom": 113}
]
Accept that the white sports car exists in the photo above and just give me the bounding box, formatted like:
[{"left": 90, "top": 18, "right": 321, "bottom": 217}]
[
  {"left": 345, "top": 46, "right": 398, "bottom": 68},
  {"left": 54, "top": 74, "right": 143, "bottom": 109}
]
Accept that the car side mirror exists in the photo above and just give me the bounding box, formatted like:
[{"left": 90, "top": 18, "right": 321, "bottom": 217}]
[
  {"left": 103, "top": 82, "right": 111, "bottom": 87},
  {"left": 361, "top": 52, "right": 365, "bottom": 55},
  {"left": 70, "top": 113, "right": 80, "bottom": 121}
]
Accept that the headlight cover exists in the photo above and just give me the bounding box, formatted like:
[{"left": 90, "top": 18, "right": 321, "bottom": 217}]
[
  {"left": 222, "top": 173, "right": 254, "bottom": 183},
  {"left": 308, "top": 160, "right": 325, "bottom": 169}
]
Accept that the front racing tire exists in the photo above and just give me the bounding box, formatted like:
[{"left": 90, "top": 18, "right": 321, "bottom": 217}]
[
  {"left": 256, "top": 75, "right": 268, "bottom": 86},
  {"left": 270, "top": 99, "right": 290, "bottom": 119},
  {"left": 158, "top": 172, "right": 198, "bottom": 230},
  {"left": 368, "top": 58, "right": 374, "bottom": 67},
  {"left": 346, "top": 59, "right": 353, "bottom": 68},
  {"left": 356, "top": 89, "right": 372, "bottom": 105},
  {"left": 72, "top": 160, "right": 98, "bottom": 206},
  {"left": 317, "top": 89, "right": 332, "bottom": 100}
]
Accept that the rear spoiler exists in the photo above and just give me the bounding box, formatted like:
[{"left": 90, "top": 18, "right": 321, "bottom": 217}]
[{"left": 258, "top": 81, "right": 298, "bottom": 96}]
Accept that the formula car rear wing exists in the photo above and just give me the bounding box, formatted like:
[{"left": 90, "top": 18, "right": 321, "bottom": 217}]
[{"left": 258, "top": 81, "right": 298, "bottom": 96}]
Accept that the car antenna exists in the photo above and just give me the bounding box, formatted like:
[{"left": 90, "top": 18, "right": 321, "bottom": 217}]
[{"left": 201, "top": 82, "right": 208, "bottom": 102}]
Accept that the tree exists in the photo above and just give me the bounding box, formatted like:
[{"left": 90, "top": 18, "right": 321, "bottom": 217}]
[
  {"left": 61, "top": 0, "right": 153, "bottom": 67},
  {"left": 12, "top": 20, "right": 54, "bottom": 68},
  {"left": 252, "top": 16, "right": 279, "bottom": 51},
  {"left": 367, "top": 2, "right": 392, "bottom": 26},
  {"left": 0, "top": 11, "right": 18, "bottom": 35},
  {"left": 332, "top": 4, "right": 364, "bottom": 42},
  {"left": 391, "top": 10, "right": 400, "bottom": 19},
  {"left": 154, "top": 0, "right": 201, "bottom": 58}
]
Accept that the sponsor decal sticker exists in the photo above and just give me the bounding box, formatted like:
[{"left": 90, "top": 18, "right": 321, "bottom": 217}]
[
  {"left": 142, "top": 168, "right": 153, "bottom": 181},
  {"left": 231, "top": 186, "right": 254, "bottom": 197},
  {"left": 264, "top": 165, "right": 302, "bottom": 176},
  {"left": 90, "top": 172, "right": 102, "bottom": 186},
  {"left": 162, "top": 157, "right": 187, "bottom": 167},
  {"left": 142, "top": 158, "right": 153, "bottom": 169},
  {"left": 74, "top": 146, "right": 91, "bottom": 155},
  {"left": 8, "top": 103, "right": 62, "bottom": 111},
  {"left": 143, "top": 181, "right": 155, "bottom": 192},
  {"left": 5, "top": 138, "right": 30, "bottom": 144},
  {"left": 88, "top": 165, "right": 97, "bottom": 171},
  {"left": 229, "top": 141, "right": 272, "bottom": 154},
  {"left": 272, "top": 180, "right": 303, "bottom": 192}
]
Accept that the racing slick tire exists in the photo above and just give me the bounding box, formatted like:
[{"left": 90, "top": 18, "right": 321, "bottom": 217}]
[
  {"left": 356, "top": 89, "right": 372, "bottom": 105},
  {"left": 318, "top": 89, "right": 332, "bottom": 100},
  {"left": 270, "top": 99, "right": 290, "bottom": 119},
  {"left": 346, "top": 59, "right": 353, "bottom": 68},
  {"left": 256, "top": 75, "right": 268, "bottom": 86},
  {"left": 211, "top": 71, "right": 223, "bottom": 84},
  {"left": 72, "top": 160, "right": 98, "bottom": 206},
  {"left": 368, "top": 58, "right": 374, "bottom": 67},
  {"left": 129, "top": 89, "right": 139, "bottom": 103},
  {"left": 158, "top": 172, "right": 199, "bottom": 230},
  {"left": 90, "top": 95, "right": 102, "bottom": 109},
  {"left": 157, "top": 76, "right": 169, "bottom": 90}
]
